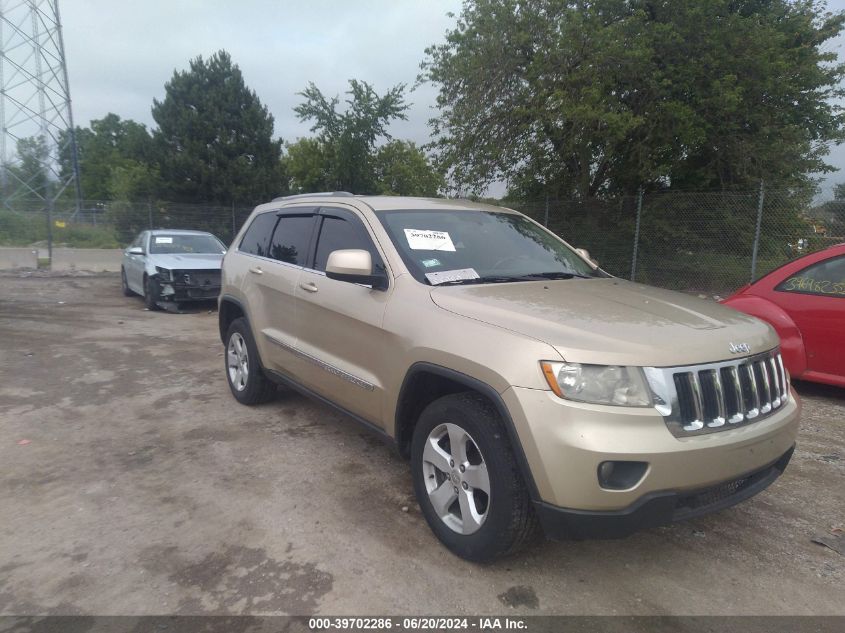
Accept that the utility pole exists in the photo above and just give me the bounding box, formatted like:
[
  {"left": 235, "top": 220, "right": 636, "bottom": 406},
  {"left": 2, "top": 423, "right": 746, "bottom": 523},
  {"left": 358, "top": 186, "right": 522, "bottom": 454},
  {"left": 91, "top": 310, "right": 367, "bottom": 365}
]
[{"left": 0, "top": 0, "right": 83, "bottom": 264}]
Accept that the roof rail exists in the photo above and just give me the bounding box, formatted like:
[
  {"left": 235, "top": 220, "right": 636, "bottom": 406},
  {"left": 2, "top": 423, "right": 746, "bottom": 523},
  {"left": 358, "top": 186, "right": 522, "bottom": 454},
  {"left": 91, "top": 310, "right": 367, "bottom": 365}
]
[{"left": 271, "top": 191, "right": 355, "bottom": 202}]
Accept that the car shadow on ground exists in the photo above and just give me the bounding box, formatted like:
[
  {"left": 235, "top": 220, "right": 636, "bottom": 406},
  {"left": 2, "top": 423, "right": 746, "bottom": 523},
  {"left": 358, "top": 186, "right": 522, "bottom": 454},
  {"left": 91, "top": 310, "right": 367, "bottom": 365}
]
[
  {"left": 158, "top": 299, "right": 218, "bottom": 314},
  {"left": 793, "top": 380, "right": 844, "bottom": 401}
]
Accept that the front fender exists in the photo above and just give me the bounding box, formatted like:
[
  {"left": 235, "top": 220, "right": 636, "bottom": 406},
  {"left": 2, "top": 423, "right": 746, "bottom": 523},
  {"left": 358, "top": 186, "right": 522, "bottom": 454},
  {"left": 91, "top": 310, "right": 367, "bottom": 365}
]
[{"left": 722, "top": 296, "right": 806, "bottom": 378}]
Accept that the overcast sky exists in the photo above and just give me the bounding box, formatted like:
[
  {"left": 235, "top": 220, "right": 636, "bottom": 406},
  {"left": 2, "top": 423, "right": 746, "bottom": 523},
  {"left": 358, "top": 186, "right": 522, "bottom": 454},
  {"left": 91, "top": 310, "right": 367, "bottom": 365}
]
[
  {"left": 62, "top": 1, "right": 461, "bottom": 151},
  {"left": 60, "top": 0, "right": 845, "bottom": 198}
]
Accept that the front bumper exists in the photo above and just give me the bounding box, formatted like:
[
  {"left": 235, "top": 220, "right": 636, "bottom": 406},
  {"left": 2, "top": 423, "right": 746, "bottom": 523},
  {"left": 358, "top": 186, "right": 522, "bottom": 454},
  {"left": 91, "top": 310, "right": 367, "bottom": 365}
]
[
  {"left": 501, "top": 384, "right": 800, "bottom": 536},
  {"left": 533, "top": 446, "right": 793, "bottom": 539},
  {"left": 156, "top": 280, "right": 221, "bottom": 302}
]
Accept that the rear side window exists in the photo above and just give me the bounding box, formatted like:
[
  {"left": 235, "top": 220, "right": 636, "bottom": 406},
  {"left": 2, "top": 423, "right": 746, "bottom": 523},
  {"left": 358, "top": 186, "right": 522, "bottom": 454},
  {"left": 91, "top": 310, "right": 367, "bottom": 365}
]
[
  {"left": 775, "top": 256, "right": 845, "bottom": 298},
  {"left": 314, "top": 211, "right": 383, "bottom": 272},
  {"left": 239, "top": 212, "right": 278, "bottom": 257},
  {"left": 268, "top": 215, "right": 316, "bottom": 265}
]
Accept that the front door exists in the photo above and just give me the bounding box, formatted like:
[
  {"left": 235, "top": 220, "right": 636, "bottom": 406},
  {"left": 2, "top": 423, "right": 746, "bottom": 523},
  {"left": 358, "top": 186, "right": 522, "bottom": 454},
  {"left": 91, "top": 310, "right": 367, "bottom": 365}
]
[{"left": 294, "top": 206, "right": 391, "bottom": 426}]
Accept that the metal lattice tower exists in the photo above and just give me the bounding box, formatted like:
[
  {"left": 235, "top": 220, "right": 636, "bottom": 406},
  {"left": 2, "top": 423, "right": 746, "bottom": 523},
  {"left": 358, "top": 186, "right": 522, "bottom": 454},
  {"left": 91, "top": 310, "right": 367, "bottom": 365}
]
[{"left": 0, "top": 0, "right": 82, "bottom": 222}]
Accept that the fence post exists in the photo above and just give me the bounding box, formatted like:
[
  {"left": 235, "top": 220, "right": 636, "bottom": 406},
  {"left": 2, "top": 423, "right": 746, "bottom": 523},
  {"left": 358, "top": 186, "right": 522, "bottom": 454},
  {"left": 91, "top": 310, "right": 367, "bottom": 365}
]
[
  {"left": 630, "top": 187, "right": 643, "bottom": 281},
  {"left": 148, "top": 201, "right": 153, "bottom": 229},
  {"left": 750, "top": 179, "right": 765, "bottom": 283},
  {"left": 232, "top": 201, "right": 236, "bottom": 238},
  {"left": 46, "top": 197, "right": 54, "bottom": 267}
]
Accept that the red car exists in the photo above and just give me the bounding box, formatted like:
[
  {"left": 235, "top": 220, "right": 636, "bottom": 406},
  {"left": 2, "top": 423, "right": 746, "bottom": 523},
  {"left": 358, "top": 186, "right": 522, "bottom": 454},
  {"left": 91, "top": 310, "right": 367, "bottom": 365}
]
[{"left": 722, "top": 243, "right": 845, "bottom": 388}]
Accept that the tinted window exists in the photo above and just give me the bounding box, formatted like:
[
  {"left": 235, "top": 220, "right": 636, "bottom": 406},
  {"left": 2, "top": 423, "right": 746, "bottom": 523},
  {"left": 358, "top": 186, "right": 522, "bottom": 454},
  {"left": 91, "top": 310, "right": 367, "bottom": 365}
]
[
  {"left": 314, "top": 213, "right": 383, "bottom": 272},
  {"left": 268, "top": 215, "right": 316, "bottom": 265},
  {"left": 775, "top": 256, "right": 845, "bottom": 298},
  {"left": 239, "top": 212, "right": 278, "bottom": 257}
]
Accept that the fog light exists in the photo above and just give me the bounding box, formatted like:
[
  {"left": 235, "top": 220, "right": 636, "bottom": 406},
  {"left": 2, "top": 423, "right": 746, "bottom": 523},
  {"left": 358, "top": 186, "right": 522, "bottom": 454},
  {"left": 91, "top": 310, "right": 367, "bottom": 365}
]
[{"left": 597, "top": 461, "right": 648, "bottom": 490}]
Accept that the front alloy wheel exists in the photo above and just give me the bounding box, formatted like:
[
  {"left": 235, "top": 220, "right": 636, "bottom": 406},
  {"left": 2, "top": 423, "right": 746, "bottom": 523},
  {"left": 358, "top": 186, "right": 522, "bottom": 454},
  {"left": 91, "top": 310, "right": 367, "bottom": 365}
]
[
  {"left": 411, "top": 392, "right": 539, "bottom": 562},
  {"left": 422, "top": 423, "right": 490, "bottom": 535},
  {"left": 227, "top": 332, "right": 249, "bottom": 391}
]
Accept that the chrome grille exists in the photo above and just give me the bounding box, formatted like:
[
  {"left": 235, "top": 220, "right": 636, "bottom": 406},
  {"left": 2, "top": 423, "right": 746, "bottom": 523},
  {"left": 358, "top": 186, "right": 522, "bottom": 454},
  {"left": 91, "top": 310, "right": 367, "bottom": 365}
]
[
  {"left": 644, "top": 349, "right": 789, "bottom": 437},
  {"left": 174, "top": 269, "right": 221, "bottom": 287}
]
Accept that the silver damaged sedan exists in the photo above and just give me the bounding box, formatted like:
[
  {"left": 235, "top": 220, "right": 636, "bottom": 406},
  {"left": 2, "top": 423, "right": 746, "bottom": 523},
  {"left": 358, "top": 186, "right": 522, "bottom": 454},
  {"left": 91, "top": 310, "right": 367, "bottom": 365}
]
[{"left": 121, "top": 229, "right": 226, "bottom": 310}]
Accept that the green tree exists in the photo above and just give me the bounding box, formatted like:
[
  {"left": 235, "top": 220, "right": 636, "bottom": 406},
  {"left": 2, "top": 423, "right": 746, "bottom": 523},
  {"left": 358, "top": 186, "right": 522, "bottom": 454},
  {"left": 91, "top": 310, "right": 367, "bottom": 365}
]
[
  {"left": 284, "top": 138, "right": 333, "bottom": 193},
  {"left": 373, "top": 140, "right": 444, "bottom": 196},
  {"left": 60, "top": 113, "right": 156, "bottom": 200},
  {"left": 294, "top": 79, "right": 409, "bottom": 193},
  {"left": 2, "top": 136, "right": 50, "bottom": 201},
  {"left": 152, "top": 50, "right": 286, "bottom": 204},
  {"left": 422, "top": 0, "right": 845, "bottom": 198}
]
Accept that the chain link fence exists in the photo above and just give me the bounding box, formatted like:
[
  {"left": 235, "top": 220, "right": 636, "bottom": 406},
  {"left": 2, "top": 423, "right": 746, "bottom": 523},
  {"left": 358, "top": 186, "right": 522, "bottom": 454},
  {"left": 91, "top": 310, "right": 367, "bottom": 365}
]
[
  {"left": 514, "top": 185, "right": 844, "bottom": 295},
  {"left": 2, "top": 186, "right": 843, "bottom": 294}
]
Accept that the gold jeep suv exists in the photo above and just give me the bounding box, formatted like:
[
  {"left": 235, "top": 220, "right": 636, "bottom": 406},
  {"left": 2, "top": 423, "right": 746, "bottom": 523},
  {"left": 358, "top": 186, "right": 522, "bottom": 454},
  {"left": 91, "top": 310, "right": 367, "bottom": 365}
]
[{"left": 218, "top": 193, "right": 799, "bottom": 561}]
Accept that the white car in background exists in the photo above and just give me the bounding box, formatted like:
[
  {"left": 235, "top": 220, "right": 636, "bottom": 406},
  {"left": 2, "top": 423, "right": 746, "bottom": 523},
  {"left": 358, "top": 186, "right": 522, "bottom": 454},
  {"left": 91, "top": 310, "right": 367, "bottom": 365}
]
[{"left": 121, "top": 229, "right": 227, "bottom": 310}]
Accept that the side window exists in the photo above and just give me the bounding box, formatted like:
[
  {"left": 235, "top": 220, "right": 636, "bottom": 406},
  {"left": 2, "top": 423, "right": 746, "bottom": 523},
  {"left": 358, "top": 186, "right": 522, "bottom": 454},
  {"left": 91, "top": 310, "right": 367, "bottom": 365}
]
[
  {"left": 775, "top": 256, "right": 845, "bottom": 298},
  {"left": 268, "top": 215, "right": 316, "bottom": 265},
  {"left": 239, "top": 212, "right": 279, "bottom": 257},
  {"left": 314, "top": 211, "right": 384, "bottom": 273}
]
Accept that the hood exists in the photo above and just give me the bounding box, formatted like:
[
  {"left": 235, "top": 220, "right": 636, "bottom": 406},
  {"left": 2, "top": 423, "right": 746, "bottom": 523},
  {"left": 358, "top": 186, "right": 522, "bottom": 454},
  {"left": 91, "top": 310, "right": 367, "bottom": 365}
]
[
  {"left": 430, "top": 278, "right": 777, "bottom": 367},
  {"left": 148, "top": 253, "right": 223, "bottom": 270}
]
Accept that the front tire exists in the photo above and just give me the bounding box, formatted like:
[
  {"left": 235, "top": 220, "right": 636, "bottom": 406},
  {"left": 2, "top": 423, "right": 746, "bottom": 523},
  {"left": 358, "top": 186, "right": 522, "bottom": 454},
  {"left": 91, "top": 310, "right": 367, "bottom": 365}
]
[
  {"left": 143, "top": 275, "right": 161, "bottom": 310},
  {"left": 411, "top": 392, "right": 539, "bottom": 562},
  {"left": 224, "top": 317, "right": 276, "bottom": 405}
]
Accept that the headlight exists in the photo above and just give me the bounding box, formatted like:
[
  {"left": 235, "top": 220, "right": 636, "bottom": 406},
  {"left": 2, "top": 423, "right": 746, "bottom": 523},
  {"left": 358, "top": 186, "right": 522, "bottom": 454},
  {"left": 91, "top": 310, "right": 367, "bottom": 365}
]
[
  {"left": 155, "top": 266, "right": 172, "bottom": 281},
  {"left": 540, "top": 361, "right": 652, "bottom": 407}
]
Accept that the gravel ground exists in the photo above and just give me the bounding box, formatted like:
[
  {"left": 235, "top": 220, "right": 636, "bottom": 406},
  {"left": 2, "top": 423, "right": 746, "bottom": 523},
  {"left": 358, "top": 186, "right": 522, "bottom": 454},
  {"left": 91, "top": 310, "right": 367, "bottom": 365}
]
[{"left": 0, "top": 272, "right": 843, "bottom": 616}]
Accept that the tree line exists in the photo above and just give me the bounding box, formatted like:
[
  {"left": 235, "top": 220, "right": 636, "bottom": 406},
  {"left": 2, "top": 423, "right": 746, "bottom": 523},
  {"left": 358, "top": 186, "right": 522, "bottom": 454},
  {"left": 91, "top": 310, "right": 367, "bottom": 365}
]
[{"left": 4, "top": 0, "right": 845, "bottom": 210}]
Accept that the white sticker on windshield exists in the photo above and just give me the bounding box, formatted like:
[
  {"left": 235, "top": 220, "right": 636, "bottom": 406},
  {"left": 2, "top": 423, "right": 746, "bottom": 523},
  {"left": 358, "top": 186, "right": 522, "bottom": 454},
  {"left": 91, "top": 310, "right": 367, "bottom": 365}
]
[
  {"left": 155, "top": 237, "right": 173, "bottom": 244},
  {"left": 425, "top": 268, "right": 480, "bottom": 285},
  {"left": 404, "top": 229, "right": 456, "bottom": 252}
]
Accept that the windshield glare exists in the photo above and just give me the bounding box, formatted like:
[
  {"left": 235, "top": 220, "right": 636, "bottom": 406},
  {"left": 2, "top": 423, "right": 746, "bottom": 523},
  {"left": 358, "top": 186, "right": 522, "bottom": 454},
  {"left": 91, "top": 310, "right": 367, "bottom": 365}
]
[
  {"left": 377, "top": 210, "right": 602, "bottom": 285},
  {"left": 149, "top": 234, "right": 225, "bottom": 255}
]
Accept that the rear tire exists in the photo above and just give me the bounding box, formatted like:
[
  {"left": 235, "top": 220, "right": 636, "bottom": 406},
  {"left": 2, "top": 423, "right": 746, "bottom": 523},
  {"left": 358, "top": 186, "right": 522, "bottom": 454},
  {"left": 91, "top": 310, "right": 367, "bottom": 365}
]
[
  {"left": 224, "top": 317, "right": 276, "bottom": 405},
  {"left": 411, "top": 392, "right": 539, "bottom": 562},
  {"left": 121, "top": 268, "right": 134, "bottom": 296}
]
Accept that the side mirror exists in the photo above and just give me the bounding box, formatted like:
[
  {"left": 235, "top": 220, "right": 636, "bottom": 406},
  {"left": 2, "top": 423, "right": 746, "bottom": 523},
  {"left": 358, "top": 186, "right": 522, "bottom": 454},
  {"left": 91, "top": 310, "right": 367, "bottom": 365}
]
[
  {"left": 575, "top": 248, "right": 598, "bottom": 268},
  {"left": 325, "top": 249, "right": 387, "bottom": 290},
  {"left": 127, "top": 246, "right": 144, "bottom": 256}
]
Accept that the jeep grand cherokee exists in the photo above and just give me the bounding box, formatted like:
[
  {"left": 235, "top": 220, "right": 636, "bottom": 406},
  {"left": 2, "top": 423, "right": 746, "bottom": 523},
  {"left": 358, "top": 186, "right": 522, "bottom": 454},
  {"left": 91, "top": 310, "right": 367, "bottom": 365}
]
[{"left": 218, "top": 193, "right": 799, "bottom": 561}]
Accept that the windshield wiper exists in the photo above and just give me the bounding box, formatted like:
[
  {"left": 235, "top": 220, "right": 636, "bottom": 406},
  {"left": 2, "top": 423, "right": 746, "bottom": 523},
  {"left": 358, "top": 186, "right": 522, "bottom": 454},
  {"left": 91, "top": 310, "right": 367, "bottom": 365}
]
[
  {"left": 433, "top": 275, "right": 522, "bottom": 286},
  {"left": 519, "top": 271, "right": 593, "bottom": 280}
]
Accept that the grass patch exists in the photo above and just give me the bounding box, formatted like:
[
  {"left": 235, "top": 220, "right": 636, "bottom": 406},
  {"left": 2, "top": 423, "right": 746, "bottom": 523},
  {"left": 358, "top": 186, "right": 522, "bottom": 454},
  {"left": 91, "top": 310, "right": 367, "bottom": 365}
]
[{"left": 0, "top": 209, "right": 121, "bottom": 248}]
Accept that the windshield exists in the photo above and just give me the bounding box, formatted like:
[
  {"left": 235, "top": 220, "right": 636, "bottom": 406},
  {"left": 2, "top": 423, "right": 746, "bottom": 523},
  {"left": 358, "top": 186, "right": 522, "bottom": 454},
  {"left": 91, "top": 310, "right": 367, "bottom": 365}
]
[
  {"left": 377, "top": 209, "right": 604, "bottom": 285},
  {"left": 149, "top": 233, "right": 225, "bottom": 255}
]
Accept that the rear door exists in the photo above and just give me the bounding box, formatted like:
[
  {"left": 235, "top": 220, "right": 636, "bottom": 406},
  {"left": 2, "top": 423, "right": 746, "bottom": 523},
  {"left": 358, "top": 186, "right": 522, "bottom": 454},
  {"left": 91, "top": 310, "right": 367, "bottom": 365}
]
[
  {"left": 237, "top": 208, "right": 318, "bottom": 379},
  {"left": 771, "top": 254, "right": 845, "bottom": 378},
  {"left": 293, "top": 206, "right": 392, "bottom": 425}
]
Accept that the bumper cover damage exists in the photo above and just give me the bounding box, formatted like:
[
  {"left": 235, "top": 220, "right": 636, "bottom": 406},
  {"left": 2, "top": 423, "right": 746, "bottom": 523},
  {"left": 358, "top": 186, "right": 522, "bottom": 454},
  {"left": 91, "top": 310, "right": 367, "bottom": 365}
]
[
  {"left": 155, "top": 269, "right": 221, "bottom": 303},
  {"left": 534, "top": 445, "right": 794, "bottom": 540}
]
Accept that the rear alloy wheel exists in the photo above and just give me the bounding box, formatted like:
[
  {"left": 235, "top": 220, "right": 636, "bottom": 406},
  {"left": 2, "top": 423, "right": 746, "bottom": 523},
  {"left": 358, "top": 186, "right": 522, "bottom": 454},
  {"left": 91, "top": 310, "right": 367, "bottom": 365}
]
[
  {"left": 121, "top": 268, "right": 134, "bottom": 296},
  {"left": 224, "top": 317, "right": 276, "bottom": 405},
  {"left": 227, "top": 332, "right": 250, "bottom": 392},
  {"left": 411, "top": 392, "right": 539, "bottom": 562}
]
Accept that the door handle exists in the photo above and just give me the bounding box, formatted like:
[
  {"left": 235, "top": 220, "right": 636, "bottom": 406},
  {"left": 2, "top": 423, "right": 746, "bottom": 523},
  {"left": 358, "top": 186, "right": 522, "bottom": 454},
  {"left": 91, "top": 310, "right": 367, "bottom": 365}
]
[
  {"left": 299, "top": 282, "right": 318, "bottom": 293},
  {"left": 249, "top": 266, "right": 263, "bottom": 275}
]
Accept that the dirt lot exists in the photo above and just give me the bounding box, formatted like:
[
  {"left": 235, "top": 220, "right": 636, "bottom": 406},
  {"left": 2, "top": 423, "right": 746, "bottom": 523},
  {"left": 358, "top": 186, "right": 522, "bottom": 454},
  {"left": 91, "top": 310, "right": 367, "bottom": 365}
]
[{"left": 0, "top": 273, "right": 843, "bottom": 616}]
